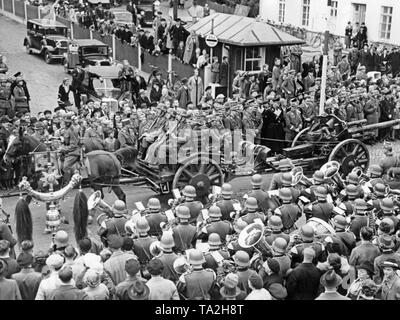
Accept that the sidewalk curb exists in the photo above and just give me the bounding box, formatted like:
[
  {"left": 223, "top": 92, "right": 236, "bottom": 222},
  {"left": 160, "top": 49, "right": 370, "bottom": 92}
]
[{"left": 0, "top": 9, "right": 25, "bottom": 24}]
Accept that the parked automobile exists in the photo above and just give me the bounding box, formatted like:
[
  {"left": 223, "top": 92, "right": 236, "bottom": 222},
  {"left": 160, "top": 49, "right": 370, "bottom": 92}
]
[
  {"left": 109, "top": 8, "right": 136, "bottom": 32},
  {"left": 63, "top": 39, "right": 112, "bottom": 72},
  {"left": 23, "top": 19, "right": 69, "bottom": 64}
]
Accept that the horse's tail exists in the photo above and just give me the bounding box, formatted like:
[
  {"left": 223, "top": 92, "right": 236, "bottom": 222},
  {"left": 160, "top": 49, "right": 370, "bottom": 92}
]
[
  {"left": 73, "top": 189, "right": 89, "bottom": 244},
  {"left": 113, "top": 146, "right": 138, "bottom": 169},
  {"left": 15, "top": 197, "right": 33, "bottom": 244}
]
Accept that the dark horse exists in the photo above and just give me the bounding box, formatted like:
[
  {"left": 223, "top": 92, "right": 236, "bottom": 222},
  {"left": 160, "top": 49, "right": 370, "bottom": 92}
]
[{"left": 3, "top": 132, "right": 137, "bottom": 203}]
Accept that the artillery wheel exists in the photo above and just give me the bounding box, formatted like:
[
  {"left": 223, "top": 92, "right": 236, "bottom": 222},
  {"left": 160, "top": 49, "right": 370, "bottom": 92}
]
[
  {"left": 291, "top": 127, "right": 310, "bottom": 147},
  {"left": 328, "top": 139, "right": 369, "bottom": 177},
  {"left": 172, "top": 155, "right": 224, "bottom": 198}
]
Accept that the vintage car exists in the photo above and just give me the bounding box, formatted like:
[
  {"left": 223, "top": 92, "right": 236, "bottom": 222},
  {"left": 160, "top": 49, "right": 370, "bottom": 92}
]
[
  {"left": 136, "top": 0, "right": 154, "bottom": 24},
  {"left": 63, "top": 39, "right": 112, "bottom": 72},
  {"left": 23, "top": 19, "right": 69, "bottom": 64},
  {"left": 109, "top": 8, "right": 136, "bottom": 31},
  {"left": 79, "top": 65, "right": 130, "bottom": 111},
  {"left": 87, "top": 0, "right": 111, "bottom": 9}
]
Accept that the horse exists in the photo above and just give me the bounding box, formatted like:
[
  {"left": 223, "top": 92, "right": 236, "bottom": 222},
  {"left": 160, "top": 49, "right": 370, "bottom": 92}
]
[{"left": 3, "top": 132, "right": 138, "bottom": 203}]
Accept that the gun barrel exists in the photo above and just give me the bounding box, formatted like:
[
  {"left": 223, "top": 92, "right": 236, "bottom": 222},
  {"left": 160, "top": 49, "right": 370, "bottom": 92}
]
[{"left": 348, "top": 119, "right": 400, "bottom": 134}]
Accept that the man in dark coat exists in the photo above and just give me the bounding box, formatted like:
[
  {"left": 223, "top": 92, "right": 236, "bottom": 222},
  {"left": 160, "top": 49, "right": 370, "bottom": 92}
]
[
  {"left": 286, "top": 247, "right": 322, "bottom": 300},
  {"left": 171, "top": 19, "right": 189, "bottom": 54},
  {"left": 71, "top": 65, "right": 85, "bottom": 110},
  {"left": 379, "top": 89, "right": 395, "bottom": 141},
  {"left": 390, "top": 47, "right": 400, "bottom": 77},
  {"left": 219, "top": 56, "right": 229, "bottom": 89},
  {"left": 51, "top": 266, "right": 90, "bottom": 300},
  {"left": 11, "top": 253, "right": 42, "bottom": 300}
]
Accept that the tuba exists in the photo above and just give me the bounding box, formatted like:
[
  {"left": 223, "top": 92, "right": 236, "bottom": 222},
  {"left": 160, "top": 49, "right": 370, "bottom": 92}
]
[
  {"left": 320, "top": 161, "right": 346, "bottom": 192},
  {"left": 290, "top": 166, "right": 313, "bottom": 187},
  {"left": 351, "top": 166, "right": 369, "bottom": 182},
  {"left": 238, "top": 223, "right": 272, "bottom": 257},
  {"left": 87, "top": 191, "right": 114, "bottom": 227},
  {"left": 173, "top": 255, "right": 192, "bottom": 275}
]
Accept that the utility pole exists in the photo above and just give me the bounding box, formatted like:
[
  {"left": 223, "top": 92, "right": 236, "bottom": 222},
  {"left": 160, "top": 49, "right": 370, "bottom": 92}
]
[
  {"left": 319, "top": 1, "right": 330, "bottom": 115},
  {"left": 173, "top": 0, "right": 178, "bottom": 21}
]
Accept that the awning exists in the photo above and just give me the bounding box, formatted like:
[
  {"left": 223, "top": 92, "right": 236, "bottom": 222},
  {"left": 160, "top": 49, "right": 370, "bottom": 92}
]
[{"left": 186, "top": 13, "right": 306, "bottom": 47}]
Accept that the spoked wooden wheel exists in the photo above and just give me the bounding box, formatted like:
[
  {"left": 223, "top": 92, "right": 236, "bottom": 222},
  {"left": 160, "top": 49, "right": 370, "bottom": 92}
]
[
  {"left": 291, "top": 127, "right": 310, "bottom": 147},
  {"left": 328, "top": 139, "right": 370, "bottom": 177},
  {"left": 172, "top": 155, "right": 224, "bottom": 198}
]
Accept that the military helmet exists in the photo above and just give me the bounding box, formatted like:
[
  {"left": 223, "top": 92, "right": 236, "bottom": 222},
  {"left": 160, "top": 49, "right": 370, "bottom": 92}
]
[
  {"left": 176, "top": 205, "right": 190, "bottom": 219},
  {"left": 300, "top": 224, "right": 315, "bottom": 241},
  {"left": 147, "top": 198, "right": 161, "bottom": 210},
  {"left": 354, "top": 198, "right": 368, "bottom": 211},
  {"left": 208, "top": 233, "right": 222, "bottom": 247},
  {"left": 221, "top": 183, "right": 233, "bottom": 196},
  {"left": 278, "top": 158, "right": 293, "bottom": 171},
  {"left": 333, "top": 215, "right": 348, "bottom": 230},
  {"left": 281, "top": 173, "right": 293, "bottom": 186},
  {"left": 373, "top": 183, "right": 387, "bottom": 196},
  {"left": 244, "top": 197, "right": 258, "bottom": 210},
  {"left": 272, "top": 237, "right": 288, "bottom": 254},
  {"left": 313, "top": 171, "right": 325, "bottom": 184},
  {"left": 345, "top": 184, "right": 358, "bottom": 197},
  {"left": 234, "top": 218, "right": 248, "bottom": 233},
  {"left": 315, "top": 186, "right": 327, "bottom": 199},
  {"left": 182, "top": 185, "right": 196, "bottom": 198},
  {"left": 208, "top": 206, "right": 222, "bottom": 218},
  {"left": 268, "top": 215, "right": 283, "bottom": 231},
  {"left": 369, "top": 165, "right": 383, "bottom": 177},
  {"left": 251, "top": 174, "right": 263, "bottom": 187},
  {"left": 160, "top": 233, "right": 175, "bottom": 250},
  {"left": 347, "top": 172, "right": 359, "bottom": 185},
  {"left": 233, "top": 250, "right": 250, "bottom": 267},
  {"left": 136, "top": 217, "right": 150, "bottom": 233},
  {"left": 112, "top": 200, "right": 127, "bottom": 216},
  {"left": 188, "top": 249, "right": 205, "bottom": 266},
  {"left": 381, "top": 198, "right": 394, "bottom": 212},
  {"left": 279, "top": 188, "right": 292, "bottom": 202}
]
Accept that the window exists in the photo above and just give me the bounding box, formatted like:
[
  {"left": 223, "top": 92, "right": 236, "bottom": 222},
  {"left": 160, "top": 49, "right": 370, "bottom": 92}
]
[
  {"left": 380, "top": 6, "right": 393, "bottom": 39},
  {"left": 278, "top": 0, "right": 285, "bottom": 23},
  {"left": 330, "top": 0, "right": 338, "bottom": 17},
  {"left": 244, "top": 47, "right": 261, "bottom": 71},
  {"left": 302, "top": 0, "right": 310, "bottom": 26}
]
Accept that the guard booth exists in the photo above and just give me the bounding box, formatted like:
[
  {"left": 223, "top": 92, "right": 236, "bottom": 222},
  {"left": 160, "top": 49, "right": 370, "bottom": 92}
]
[{"left": 186, "top": 13, "right": 306, "bottom": 97}]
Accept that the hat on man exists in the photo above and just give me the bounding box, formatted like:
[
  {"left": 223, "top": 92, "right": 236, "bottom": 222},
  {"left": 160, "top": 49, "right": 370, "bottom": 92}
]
[
  {"left": 17, "top": 252, "right": 34, "bottom": 267},
  {"left": 220, "top": 273, "right": 241, "bottom": 298},
  {"left": 268, "top": 283, "right": 288, "bottom": 300},
  {"left": 377, "top": 234, "right": 395, "bottom": 250},
  {"left": 127, "top": 280, "right": 150, "bottom": 300},
  {"left": 357, "top": 261, "right": 375, "bottom": 275},
  {"left": 320, "top": 269, "right": 342, "bottom": 288},
  {"left": 263, "top": 257, "right": 280, "bottom": 274},
  {"left": 45, "top": 253, "right": 64, "bottom": 269},
  {"left": 54, "top": 230, "right": 69, "bottom": 249},
  {"left": 268, "top": 215, "right": 283, "bottom": 231},
  {"left": 333, "top": 215, "right": 348, "bottom": 230},
  {"left": 300, "top": 224, "right": 315, "bottom": 241},
  {"left": 381, "top": 259, "right": 400, "bottom": 270},
  {"left": 121, "top": 118, "right": 130, "bottom": 126}
]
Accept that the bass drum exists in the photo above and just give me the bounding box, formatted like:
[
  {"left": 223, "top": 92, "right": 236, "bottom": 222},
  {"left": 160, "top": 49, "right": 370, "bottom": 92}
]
[{"left": 307, "top": 217, "right": 335, "bottom": 237}]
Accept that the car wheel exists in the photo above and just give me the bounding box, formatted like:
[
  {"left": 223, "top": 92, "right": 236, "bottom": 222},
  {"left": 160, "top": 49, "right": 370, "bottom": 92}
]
[
  {"left": 25, "top": 43, "right": 32, "bottom": 54},
  {"left": 44, "top": 51, "right": 52, "bottom": 64}
]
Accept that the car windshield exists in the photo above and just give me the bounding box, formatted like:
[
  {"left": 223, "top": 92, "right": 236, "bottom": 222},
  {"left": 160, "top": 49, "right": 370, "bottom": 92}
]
[
  {"left": 44, "top": 27, "right": 67, "bottom": 36},
  {"left": 114, "top": 12, "right": 132, "bottom": 22},
  {"left": 92, "top": 78, "right": 121, "bottom": 99},
  {"left": 82, "top": 46, "right": 108, "bottom": 56}
]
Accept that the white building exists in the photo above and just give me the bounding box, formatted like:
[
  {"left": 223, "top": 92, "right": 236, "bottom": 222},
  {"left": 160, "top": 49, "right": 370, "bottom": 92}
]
[{"left": 260, "top": 0, "right": 400, "bottom": 46}]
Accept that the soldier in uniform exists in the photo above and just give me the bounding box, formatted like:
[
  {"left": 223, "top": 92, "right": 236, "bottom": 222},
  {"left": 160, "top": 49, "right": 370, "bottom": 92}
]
[
  {"left": 289, "top": 224, "right": 327, "bottom": 268},
  {"left": 60, "top": 115, "right": 81, "bottom": 183},
  {"left": 203, "top": 233, "right": 230, "bottom": 272},
  {"left": 247, "top": 174, "right": 269, "bottom": 210},
  {"left": 132, "top": 217, "right": 157, "bottom": 276},
  {"left": 197, "top": 206, "right": 233, "bottom": 244},
  {"left": 380, "top": 198, "right": 400, "bottom": 232},
  {"left": 284, "top": 98, "right": 303, "bottom": 143},
  {"left": 215, "top": 183, "right": 239, "bottom": 221},
  {"left": 379, "top": 144, "right": 398, "bottom": 175},
  {"left": 332, "top": 214, "right": 356, "bottom": 256},
  {"left": 279, "top": 172, "right": 300, "bottom": 203},
  {"left": 158, "top": 233, "right": 179, "bottom": 282},
  {"left": 274, "top": 188, "right": 302, "bottom": 234},
  {"left": 31, "top": 122, "right": 48, "bottom": 143},
  {"left": 349, "top": 199, "right": 369, "bottom": 242},
  {"left": 367, "top": 165, "right": 385, "bottom": 189},
  {"left": 339, "top": 184, "right": 359, "bottom": 216},
  {"left": 239, "top": 197, "right": 265, "bottom": 225},
  {"left": 97, "top": 200, "right": 128, "bottom": 246},
  {"left": 144, "top": 198, "right": 167, "bottom": 238},
  {"left": 367, "top": 183, "right": 386, "bottom": 215},
  {"left": 346, "top": 172, "right": 364, "bottom": 199},
  {"left": 172, "top": 206, "right": 197, "bottom": 253},
  {"left": 233, "top": 250, "right": 258, "bottom": 295},
  {"left": 242, "top": 103, "right": 261, "bottom": 144},
  {"left": 177, "top": 249, "right": 216, "bottom": 300},
  {"left": 304, "top": 186, "right": 333, "bottom": 222},
  {"left": 226, "top": 219, "right": 254, "bottom": 257},
  {"left": 345, "top": 95, "right": 358, "bottom": 122},
  {"left": 118, "top": 118, "right": 137, "bottom": 148},
  {"left": 0, "top": 75, "right": 12, "bottom": 118},
  {"left": 265, "top": 215, "right": 290, "bottom": 245},
  {"left": 268, "top": 158, "right": 294, "bottom": 191},
  {"left": 301, "top": 170, "right": 332, "bottom": 203},
  {"left": 180, "top": 185, "right": 203, "bottom": 225}
]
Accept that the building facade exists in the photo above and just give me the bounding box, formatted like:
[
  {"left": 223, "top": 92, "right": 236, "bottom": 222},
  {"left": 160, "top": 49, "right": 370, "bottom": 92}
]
[{"left": 260, "top": 0, "right": 400, "bottom": 46}]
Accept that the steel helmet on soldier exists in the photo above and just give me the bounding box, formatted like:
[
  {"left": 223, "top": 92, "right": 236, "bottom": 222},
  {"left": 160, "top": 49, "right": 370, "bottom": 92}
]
[
  {"left": 112, "top": 200, "right": 127, "bottom": 216},
  {"left": 315, "top": 186, "right": 327, "bottom": 199},
  {"left": 345, "top": 184, "right": 358, "bottom": 197},
  {"left": 160, "top": 233, "right": 175, "bottom": 250},
  {"left": 268, "top": 215, "right": 283, "bottom": 231},
  {"left": 381, "top": 198, "right": 394, "bottom": 212},
  {"left": 188, "top": 249, "right": 205, "bottom": 265},
  {"left": 373, "top": 183, "right": 387, "bottom": 196},
  {"left": 233, "top": 250, "right": 250, "bottom": 267},
  {"left": 234, "top": 218, "right": 248, "bottom": 233},
  {"left": 281, "top": 173, "right": 293, "bottom": 186},
  {"left": 182, "top": 185, "right": 197, "bottom": 198},
  {"left": 251, "top": 174, "right": 263, "bottom": 187},
  {"left": 300, "top": 224, "right": 315, "bottom": 241},
  {"left": 136, "top": 217, "right": 150, "bottom": 233},
  {"left": 221, "top": 183, "right": 233, "bottom": 196},
  {"left": 245, "top": 197, "right": 258, "bottom": 210},
  {"left": 208, "top": 233, "right": 222, "bottom": 247},
  {"left": 209, "top": 206, "right": 222, "bottom": 218},
  {"left": 147, "top": 198, "right": 161, "bottom": 210},
  {"left": 313, "top": 171, "right": 325, "bottom": 184},
  {"left": 369, "top": 165, "right": 383, "bottom": 177},
  {"left": 279, "top": 188, "right": 292, "bottom": 202},
  {"left": 278, "top": 158, "right": 293, "bottom": 171},
  {"left": 333, "top": 215, "right": 348, "bottom": 230},
  {"left": 176, "top": 205, "right": 190, "bottom": 219},
  {"left": 347, "top": 172, "right": 359, "bottom": 185},
  {"left": 354, "top": 198, "right": 368, "bottom": 211},
  {"left": 272, "top": 237, "right": 288, "bottom": 254}
]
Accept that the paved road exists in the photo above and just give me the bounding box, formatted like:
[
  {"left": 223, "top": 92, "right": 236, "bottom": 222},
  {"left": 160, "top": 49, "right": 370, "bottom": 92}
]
[{"left": 0, "top": 14, "right": 68, "bottom": 115}]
